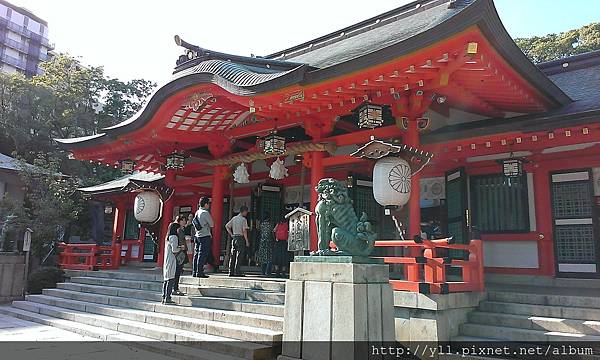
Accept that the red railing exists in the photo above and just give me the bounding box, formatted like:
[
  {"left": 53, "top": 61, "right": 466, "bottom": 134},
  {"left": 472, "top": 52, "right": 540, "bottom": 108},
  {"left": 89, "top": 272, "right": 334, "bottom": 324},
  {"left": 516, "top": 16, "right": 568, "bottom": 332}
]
[
  {"left": 373, "top": 237, "right": 484, "bottom": 294},
  {"left": 58, "top": 243, "right": 121, "bottom": 271}
]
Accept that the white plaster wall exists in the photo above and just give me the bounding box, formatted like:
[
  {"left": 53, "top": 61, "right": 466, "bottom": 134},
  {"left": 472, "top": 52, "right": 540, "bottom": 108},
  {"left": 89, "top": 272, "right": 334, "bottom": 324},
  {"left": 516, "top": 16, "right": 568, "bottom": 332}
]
[{"left": 483, "top": 240, "right": 539, "bottom": 268}]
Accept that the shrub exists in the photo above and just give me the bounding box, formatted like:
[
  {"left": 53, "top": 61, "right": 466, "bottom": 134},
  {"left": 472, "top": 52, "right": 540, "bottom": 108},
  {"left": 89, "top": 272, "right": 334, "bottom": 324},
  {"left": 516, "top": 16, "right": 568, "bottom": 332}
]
[{"left": 27, "top": 266, "right": 64, "bottom": 294}]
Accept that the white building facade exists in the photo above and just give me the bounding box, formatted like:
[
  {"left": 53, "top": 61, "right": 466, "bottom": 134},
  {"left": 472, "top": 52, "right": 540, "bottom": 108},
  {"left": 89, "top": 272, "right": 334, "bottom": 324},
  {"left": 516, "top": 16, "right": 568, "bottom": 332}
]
[{"left": 0, "top": 0, "right": 52, "bottom": 77}]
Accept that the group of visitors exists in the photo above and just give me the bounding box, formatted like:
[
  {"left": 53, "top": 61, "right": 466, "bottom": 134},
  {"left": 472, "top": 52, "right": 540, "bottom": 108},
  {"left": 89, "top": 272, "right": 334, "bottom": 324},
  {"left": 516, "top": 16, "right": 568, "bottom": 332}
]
[
  {"left": 161, "top": 197, "right": 292, "bottom": 304},
  {"left": 256, "top": 213, "right": 290, "bottom": 277}
]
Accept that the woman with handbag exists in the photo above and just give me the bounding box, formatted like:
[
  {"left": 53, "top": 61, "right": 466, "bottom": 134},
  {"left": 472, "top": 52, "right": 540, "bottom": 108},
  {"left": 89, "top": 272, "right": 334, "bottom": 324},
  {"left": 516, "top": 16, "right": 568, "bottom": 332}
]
[
  {"left": 163, "top": 216, "right": 187, "bottom": 304},
  {"left": 173, "top": 215, "right": 189, "bottom": 296}
]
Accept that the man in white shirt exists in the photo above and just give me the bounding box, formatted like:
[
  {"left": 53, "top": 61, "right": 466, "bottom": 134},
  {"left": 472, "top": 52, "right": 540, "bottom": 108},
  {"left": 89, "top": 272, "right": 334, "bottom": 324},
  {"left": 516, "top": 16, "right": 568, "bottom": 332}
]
[
  {"left": 225, "top": 205, "right": 250, "bottom": 277},
  {"left": 192, "top": 196, "right": 214, "bottom": 278}
]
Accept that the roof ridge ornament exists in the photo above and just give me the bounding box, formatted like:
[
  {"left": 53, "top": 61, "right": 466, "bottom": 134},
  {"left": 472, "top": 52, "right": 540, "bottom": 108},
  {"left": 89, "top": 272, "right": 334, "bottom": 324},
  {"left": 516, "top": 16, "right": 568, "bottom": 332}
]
[{"left": 174, "top": 35, "right": 210, "bottom": 66}]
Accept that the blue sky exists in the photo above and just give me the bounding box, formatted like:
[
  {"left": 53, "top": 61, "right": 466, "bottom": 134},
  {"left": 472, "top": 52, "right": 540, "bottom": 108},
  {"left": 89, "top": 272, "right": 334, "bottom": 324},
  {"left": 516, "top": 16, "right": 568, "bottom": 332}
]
[
  {"left": 495, "top": 0, "right": 600, "bottom": 38},
  {"left": 13, "top": 0, "right": 600, "bottom": 83}
]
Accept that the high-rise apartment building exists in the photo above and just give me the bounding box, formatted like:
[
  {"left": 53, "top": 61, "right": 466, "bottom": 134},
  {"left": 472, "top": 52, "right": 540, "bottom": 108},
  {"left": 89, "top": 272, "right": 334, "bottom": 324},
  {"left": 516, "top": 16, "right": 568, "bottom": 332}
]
[{"left": 0, "top": 0, "right": 53, "bottom": 77}]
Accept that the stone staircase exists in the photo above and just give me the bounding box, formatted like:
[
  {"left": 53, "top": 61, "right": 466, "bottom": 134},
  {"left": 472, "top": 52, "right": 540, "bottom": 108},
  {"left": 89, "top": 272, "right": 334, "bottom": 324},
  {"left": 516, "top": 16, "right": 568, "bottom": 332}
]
[
  {"left": 455, "top": 282, "right": 600, "bottom": 343},
  {"left": 0, "top": 269, "right": 286, "bottom": 360}
]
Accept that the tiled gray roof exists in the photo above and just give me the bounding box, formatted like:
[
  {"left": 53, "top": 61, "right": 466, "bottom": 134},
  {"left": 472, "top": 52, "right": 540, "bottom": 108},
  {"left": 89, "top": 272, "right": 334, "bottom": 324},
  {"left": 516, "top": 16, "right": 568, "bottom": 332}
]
[
  {"left": 78, "top": 171, "right": 163, "bottom": 194},
  {"left": 174, "top": 59, "right": 304, "bottom": 87},
  {"left": 269, "top": 0, "right": 474, "bottom": 68},
  {"left": 547, "top": 63, "right": 600, "bottom": 102}
]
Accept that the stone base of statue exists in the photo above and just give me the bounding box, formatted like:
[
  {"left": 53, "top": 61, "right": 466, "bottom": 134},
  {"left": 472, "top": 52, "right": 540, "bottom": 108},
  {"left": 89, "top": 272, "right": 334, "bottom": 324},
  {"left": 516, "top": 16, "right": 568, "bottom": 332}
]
[{"left": 278, "top": 256, "right": 395, "bottom": 360}]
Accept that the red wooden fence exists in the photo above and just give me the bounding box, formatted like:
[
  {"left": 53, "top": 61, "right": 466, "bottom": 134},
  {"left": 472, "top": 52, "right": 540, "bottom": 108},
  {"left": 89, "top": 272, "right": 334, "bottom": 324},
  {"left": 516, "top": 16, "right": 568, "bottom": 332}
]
[
  {"left": 373, "top": 237, "right": 484, "bottom": 294},
  {"left": 58, "top": 243, "right": 121, "bottom": 271}
]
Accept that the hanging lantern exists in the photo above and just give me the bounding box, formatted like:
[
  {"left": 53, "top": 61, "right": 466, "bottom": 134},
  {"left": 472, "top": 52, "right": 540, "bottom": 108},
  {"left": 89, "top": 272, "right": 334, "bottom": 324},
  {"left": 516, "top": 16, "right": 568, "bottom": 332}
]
[
  {"left": 263, "top": 131, "right": 286, "bottom": 156},
  {"left": 120, "top": 159, "right": 136, "bottom": 174},
  {"left": 165, "top": 151, "right": 185, "bottom": 170},
  {"left": 356, "top": 101, "right": 384, "bottom": 129},
  {"left": 233, "top": 163, "right": 250, "bottom": 184},
  {"left": 373, "top": 157, "right": 412, "bottom": 207},
  {"left": 134, "top": 191, "right": 162, "bottom": 223},
  {"left": 501, "top": 158, "right": 523, "bottom": 178}
]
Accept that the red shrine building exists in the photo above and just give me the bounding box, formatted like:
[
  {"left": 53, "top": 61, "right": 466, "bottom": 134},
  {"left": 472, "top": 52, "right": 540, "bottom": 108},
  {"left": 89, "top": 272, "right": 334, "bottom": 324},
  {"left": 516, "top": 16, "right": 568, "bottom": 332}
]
[{"left": 58, "top": 0, "right": 600, "bottom": 281}]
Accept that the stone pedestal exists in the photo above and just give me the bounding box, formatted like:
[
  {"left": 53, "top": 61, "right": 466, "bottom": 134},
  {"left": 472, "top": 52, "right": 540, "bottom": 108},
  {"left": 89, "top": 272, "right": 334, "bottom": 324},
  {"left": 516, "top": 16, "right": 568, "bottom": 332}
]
[
  {"left": 0, "top": 253, "right": 25, "bottom": 303},
  {"left": 279, "top": 256, "right": 395, "bottom": 360}
]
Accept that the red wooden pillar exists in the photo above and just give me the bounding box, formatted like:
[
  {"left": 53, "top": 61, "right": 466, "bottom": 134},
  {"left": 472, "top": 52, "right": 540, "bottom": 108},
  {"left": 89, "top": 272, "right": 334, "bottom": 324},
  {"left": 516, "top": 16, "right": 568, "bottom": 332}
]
[
  {"left": 532, "top": 162, "right": 555, "bottom": 276},
  {"left": 157, "top": 171, "right": 176, "bottom": 267},
  {"left": 405, "top": 118, "right": 421, "bottom": 238},
  {"left": 309, "top": 151, "right": 324, "bottom": 251},
  {"left": 211, "top": 165, "right": 229, "bottom": 266},
  {"left": 405, "top": 118, "right": 421, "bottom": 282}
]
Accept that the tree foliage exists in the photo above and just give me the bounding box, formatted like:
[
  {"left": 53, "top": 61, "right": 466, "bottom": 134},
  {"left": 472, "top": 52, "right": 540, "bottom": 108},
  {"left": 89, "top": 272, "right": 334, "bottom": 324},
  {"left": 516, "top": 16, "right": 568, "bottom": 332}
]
[
  {"left": 0, "top": 54, "right": 155, "bottom": 257},
  {"left": 515, "top": 22, "right": 600, "bottom": 63}
]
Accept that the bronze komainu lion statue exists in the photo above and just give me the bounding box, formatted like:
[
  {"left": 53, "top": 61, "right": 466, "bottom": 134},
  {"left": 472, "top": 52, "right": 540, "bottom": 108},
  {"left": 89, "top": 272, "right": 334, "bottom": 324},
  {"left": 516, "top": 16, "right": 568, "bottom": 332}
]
[{"left": 312, "top": 178, "right": 377, "bottom": 256}]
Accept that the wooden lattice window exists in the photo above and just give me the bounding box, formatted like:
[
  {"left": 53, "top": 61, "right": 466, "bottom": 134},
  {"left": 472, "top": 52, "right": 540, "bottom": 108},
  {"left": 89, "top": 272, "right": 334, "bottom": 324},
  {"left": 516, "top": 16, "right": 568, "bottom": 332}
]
[{"left": 470, "top": 173, "right": 530, "bottom": 233}]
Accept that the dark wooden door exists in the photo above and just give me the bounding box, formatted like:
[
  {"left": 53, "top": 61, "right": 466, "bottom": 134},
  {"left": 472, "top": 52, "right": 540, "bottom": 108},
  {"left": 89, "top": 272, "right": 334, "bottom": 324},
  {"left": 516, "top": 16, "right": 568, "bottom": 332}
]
[
  {"left": 551, "top": 169, "right": 599, "bottom": 277},
  {"left": 445, "top": 167, "right": 469, "bottom": 259}
]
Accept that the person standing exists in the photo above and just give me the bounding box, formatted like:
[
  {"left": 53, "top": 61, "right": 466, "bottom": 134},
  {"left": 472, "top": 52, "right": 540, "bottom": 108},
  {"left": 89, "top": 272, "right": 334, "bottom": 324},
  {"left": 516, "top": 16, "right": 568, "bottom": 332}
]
[
  {"left": 225, "top": 205, "right": 250, "bottom": 277},
  {"left": 163, "top": 217, "right": 186, "bottom": 305},
  {"left": 256, "top": 212, "right": 274, "bottom": 276},
  {"left": 272, "top": 216, "right": 290, "bottom": 277},
  {"left": 172, "top": 215, "right": 189, "bottom": 296},
  {"left": 192, "top": 197, "right": 214, "bottom": 278}
]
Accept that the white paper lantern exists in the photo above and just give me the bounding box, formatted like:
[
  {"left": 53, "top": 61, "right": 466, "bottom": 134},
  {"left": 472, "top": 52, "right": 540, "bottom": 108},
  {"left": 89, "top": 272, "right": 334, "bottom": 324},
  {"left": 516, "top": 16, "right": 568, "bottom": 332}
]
[
  {"left": 373, "top": 157, "right": 411, "bottom": 207},
  {"left": 134, "top": 191, "right": 162, "bottom": 223}
]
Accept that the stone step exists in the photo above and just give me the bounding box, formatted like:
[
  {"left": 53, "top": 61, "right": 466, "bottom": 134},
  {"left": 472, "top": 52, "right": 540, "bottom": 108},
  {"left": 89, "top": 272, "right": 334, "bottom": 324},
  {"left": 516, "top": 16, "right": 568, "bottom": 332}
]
[
  {"left": 469, "top": 311, "right": 600, "bottom": 336},
  {"left": 181, "top": 295, "right": 285, "bottom": 317},
  {"left": 27, "top": 293, "right": 283, "bottom": 335},
  {"left": 64, "top": 270, "right": 287, "bottom": 293},
  {"left": 0, "top": 306, "right": 250, "bottom": 360},
  {"left": 488, "top": 290, "right": 600, "bottom": 309},
  {"left": 61, "top": 280, "right": 284, "bottom": 305},
  {"left": 64, "top": 269, "right": 162, "bottom": 282},
  {"left": 479, "top": 301, "right": 600, "bottom": 321},
  {"left": 460, "top": 323, "right": 600, "bottom": 342},
  {"left": 70, "top": 276, "right": 163, "bottom": 291},
  {"left": 180, "top": 275, "right": 286, "bottom": 292},
  {"left": 180, "top": 284, "right": 285, "bottom": 304},
  {"left": 44, "top": 287, "right": 284, "bottom": 317},
  {"left": 59, "top": 282, "right": 162, "bottom": 301},
  {"left": 10, "top": 300, "right": 276, "bottom": 359}
]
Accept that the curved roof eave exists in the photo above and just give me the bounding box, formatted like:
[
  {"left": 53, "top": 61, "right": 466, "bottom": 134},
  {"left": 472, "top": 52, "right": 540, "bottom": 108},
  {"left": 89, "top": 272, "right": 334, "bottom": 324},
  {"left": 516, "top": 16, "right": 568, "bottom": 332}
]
[
  {"left": 299, "top": 0, "right": 571, "bottom": 107},
  {"left": 55, "top": 0, "right": 571, "bottom": 152},
  {"left": 55, "top": 63, "right": 309, "bottom": 149}
]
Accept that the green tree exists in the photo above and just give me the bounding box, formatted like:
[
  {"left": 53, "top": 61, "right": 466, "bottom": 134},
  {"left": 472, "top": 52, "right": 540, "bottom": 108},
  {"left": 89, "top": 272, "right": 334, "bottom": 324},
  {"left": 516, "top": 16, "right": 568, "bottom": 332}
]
[
  {"left": 515, "top": 22, "right": 600, "bottom": 63},
  {"left": 0, "top": 54, "right": 155, "bottom": 259}
]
